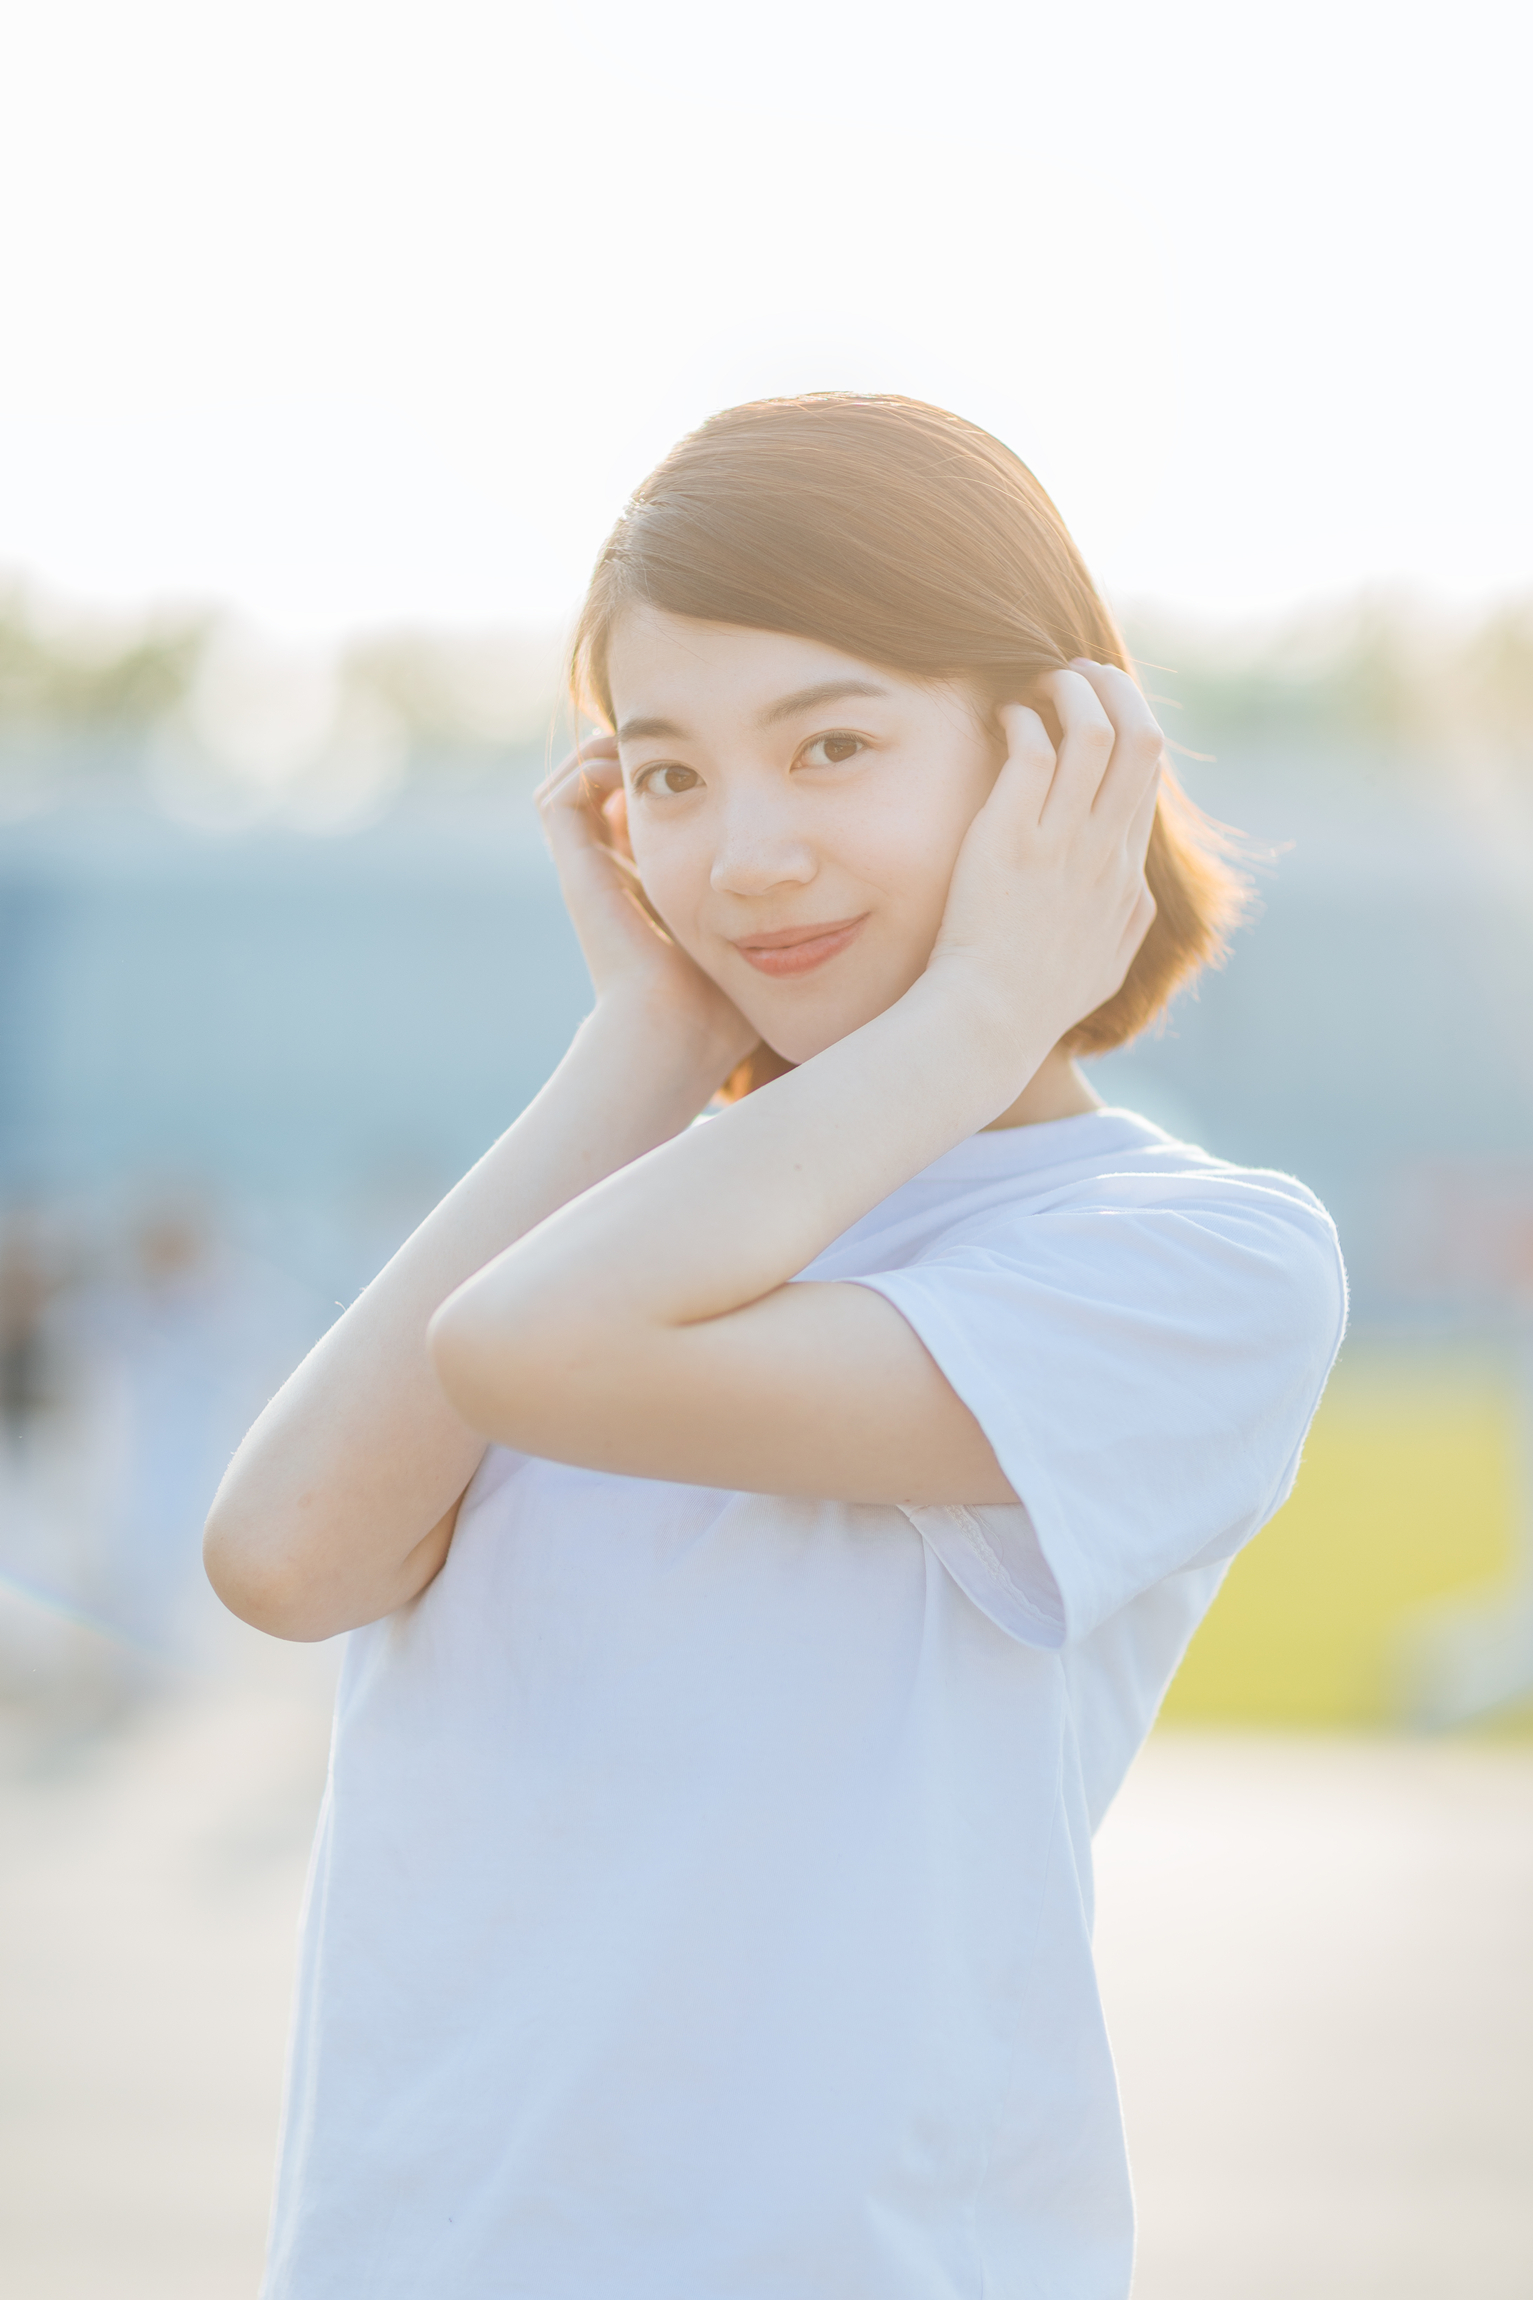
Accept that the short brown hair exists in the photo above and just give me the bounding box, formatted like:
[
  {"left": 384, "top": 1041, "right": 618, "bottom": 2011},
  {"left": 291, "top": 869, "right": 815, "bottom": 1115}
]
[{"left": 571, "top": 393, "right": 1245, "bottom": 1061}]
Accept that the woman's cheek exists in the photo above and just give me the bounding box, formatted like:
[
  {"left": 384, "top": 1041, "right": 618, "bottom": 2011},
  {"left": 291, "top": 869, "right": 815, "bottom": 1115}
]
[
  {"left": 632, "top": 841, "right": 709, "bottom": 963},
  {"left": 854, "top": 814, "right": 964, "bottom": 923}
]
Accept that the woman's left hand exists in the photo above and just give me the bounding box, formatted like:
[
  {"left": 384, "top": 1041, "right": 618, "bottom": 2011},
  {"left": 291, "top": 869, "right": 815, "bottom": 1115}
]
[{"left": 927, "top": 661, "right": 1162, "bottom": 1074}]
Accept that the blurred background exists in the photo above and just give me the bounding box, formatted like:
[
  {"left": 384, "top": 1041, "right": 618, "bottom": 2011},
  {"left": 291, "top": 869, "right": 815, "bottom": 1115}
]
[{"left": 2, "top": 2, "right": 1530, "bottom": 2295}]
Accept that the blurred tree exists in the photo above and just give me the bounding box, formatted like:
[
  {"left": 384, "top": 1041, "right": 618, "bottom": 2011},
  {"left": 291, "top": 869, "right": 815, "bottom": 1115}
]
[
  {"left": 1458, "top": 600, "right": 1533, "bottom": 759},
  {"left": 344, "top": 627, "right": 566, "bottom": 761},
  {"left": 0, "top": 589, "right": 208, "bottom": 736},
  {"left": 2, "top": 582, "right": 1529, "bottom": 812},
  {"left": 1126, "top": 591, "right": 1533, "bottom": 775}
]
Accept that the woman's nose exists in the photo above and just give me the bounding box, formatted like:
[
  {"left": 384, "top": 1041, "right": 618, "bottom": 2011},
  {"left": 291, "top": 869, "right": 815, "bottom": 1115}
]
[{"left": 708, "top": 808, "right": 817, "bottom": 896}]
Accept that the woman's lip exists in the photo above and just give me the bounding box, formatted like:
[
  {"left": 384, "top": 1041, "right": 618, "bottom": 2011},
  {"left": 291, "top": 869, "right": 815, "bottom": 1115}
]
[{"left": 731, "top": 914, "right": 868, "bottom": 977}]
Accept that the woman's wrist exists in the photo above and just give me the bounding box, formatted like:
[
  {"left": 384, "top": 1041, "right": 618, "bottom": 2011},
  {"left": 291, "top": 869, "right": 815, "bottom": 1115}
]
[
  {"left": 580, "top": 982, "right": 749, "bottom": 1109},
  {"left": 907, "top": 953, "right": 1059, "bottom": 1117}
]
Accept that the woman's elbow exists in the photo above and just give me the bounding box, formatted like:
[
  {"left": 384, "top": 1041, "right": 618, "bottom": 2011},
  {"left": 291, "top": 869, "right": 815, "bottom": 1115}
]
[
  {"left": 202, "top": 1497, "right": 334, "bottom": 1643},
  {"left": 427, "top": 1285, "right": 530, "bottom": 1443},
  {"left": 428, "top": 1279, "right": 613, "bottom": 1454}
]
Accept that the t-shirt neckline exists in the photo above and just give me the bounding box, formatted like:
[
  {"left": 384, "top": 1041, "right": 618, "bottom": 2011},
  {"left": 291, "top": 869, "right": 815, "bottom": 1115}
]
[{"left": 914, "top": 1107, "right": 1172, "bottom": 1184}]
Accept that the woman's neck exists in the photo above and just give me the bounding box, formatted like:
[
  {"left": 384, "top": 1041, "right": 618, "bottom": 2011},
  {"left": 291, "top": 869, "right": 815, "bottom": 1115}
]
[{"left": 984, "top": 1047, "right": 1101, "bottom": 1130}]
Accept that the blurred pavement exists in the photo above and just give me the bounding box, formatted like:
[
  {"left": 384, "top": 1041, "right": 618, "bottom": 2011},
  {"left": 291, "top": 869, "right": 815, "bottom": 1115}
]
[
  {"left": 2, "top": 1649, "right": 1530, "bottom": 2299},
  {"left": 1096, "top": 1733, "right": 1533, "bottom": 2297},
  {"left": 0, "top": 1631, "right": 336, "bottom": 2300}
]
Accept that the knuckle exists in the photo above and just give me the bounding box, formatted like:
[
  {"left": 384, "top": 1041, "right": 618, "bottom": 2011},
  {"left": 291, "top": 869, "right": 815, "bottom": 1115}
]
[{"left": 1009, "top": 725, "right": 1055, "bottom": 769}]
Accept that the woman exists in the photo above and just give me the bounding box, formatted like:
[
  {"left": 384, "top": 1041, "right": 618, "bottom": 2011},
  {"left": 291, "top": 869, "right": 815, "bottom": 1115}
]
[{"left": 207, "top": 394, "right": 1346, "bottom": 2299}]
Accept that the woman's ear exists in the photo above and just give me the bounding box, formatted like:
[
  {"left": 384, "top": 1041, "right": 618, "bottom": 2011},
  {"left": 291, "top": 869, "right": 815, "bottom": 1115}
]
[{"left": 602, "top": 784, "right": 634, "bottom": 863}]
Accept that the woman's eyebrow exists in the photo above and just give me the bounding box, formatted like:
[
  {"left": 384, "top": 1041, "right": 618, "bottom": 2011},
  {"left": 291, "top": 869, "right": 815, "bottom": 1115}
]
[
  {"left": 616, "top": 713, "right": 687, "bottom": 743},
  {"left": 759, "top": 679, "right": 891, "bottom": 726},
  {"left": 618, "top": 680, "right": 891, "bottom": 745}
]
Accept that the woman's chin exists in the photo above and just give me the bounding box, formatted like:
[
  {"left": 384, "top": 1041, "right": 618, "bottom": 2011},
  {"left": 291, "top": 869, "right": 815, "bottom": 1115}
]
[{"left": 740, "top": 987, "right": 904, "bottom": 1069}]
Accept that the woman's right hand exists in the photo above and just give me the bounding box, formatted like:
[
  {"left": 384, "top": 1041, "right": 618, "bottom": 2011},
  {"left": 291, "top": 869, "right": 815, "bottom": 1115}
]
[{"left": 538, "top": 737, "right": 759, "bottom": 1076}]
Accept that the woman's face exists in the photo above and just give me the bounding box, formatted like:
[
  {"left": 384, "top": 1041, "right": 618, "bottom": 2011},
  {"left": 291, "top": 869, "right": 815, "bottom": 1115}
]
[{"left": 607, "top": 606, "right": 1002, "bottom": 1064}]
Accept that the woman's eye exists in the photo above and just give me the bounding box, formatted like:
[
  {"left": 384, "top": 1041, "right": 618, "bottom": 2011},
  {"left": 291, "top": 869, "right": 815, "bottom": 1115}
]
[
  {"left": 801, "top": 733, "right": 866, "bottom": 767},
  {"left": 636, "top": 763, "right": 702, "bottom": 796}
]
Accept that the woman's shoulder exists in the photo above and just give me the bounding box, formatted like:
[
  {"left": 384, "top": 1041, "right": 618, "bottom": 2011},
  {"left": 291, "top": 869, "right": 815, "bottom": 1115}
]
[
  {"left": 849, "top": 1107, "right": 1347, "bottom": 1346},
  {"left": 899, "top": 1107, "right": 1334, "bottom": 1238}
]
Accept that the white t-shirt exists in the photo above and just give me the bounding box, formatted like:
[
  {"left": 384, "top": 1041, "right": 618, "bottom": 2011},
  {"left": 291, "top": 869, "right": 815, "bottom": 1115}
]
[{"left": 264, "top": 1111, "right": 1345, "bottom": 2300}]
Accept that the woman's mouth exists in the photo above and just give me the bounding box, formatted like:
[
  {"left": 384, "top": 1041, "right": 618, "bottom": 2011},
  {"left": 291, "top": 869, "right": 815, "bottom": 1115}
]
[{"left": 730, "top": 915, "right": 868, "bottom": 978}]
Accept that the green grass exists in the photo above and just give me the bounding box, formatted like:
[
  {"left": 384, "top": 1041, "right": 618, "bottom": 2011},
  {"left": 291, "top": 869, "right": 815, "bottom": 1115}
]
[{"left": 1161, "top": 1356, "right": 1526, "bottom": 1727}]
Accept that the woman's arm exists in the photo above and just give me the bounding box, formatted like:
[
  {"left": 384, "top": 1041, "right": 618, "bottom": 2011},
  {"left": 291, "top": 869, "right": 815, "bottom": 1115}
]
[
  {"left": 428, "top": 668, "right": 1162, "bottom": 1502},
  {"left": 203, "top": 749, "right": 759, "bottom": 1642}
]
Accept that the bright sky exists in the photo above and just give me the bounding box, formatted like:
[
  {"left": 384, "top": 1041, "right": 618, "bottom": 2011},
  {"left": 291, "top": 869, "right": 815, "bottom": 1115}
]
[{"left": 2, "top": 0, "right": 1529, "bottom": 639}]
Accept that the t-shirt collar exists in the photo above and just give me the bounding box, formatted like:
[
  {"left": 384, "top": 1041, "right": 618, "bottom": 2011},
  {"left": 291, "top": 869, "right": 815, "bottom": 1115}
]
[{"left": 912, "top": 1107, "right": 1173, "bottom": 1185}]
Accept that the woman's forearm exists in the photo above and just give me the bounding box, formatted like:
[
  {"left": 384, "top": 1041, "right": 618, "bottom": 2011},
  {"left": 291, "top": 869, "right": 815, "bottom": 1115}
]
[
  {"left": 204, "top": 995, "right": 733, "bottom": 1640},
  {"left": 428, "top": 968, "right": 1034, "bottom": 1445}
]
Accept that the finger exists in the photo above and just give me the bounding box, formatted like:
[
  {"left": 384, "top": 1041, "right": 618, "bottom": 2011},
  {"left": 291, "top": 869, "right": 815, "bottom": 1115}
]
[
  {"left": 1125, "top": 760, "right": 1161, "bottom": 870},
  {"left": 536, "top": 734, "right": 615, "bottom": 788},
  {"left": 1116, "top": 883, "right": 1158, "bottom": 977},
  {"left": 537, "top": 741, "right": 632, "bottom": 875},
  {"left": 1038, "top": 669, "right": 1115, "bottom": 827},
  {"left": 995, "top": 703, "right": 1057, "bottom": 827},
  {"left": 540, "top": 760, "right": 624, "bottom": 837},
  {"left": 535, "top": 735, "right": 620, "bottom": 808},
  {"left": 540, "top": 780, "right": 648, "bottom": 903},
  {"left": 1067, "top": 661, "right": 1166, "bottom": 819}
]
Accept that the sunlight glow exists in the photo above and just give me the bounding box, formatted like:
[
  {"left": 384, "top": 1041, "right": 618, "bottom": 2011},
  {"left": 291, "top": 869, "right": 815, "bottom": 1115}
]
[{"left": 1, "top": 0, "right": 1528, "bottom": 634}]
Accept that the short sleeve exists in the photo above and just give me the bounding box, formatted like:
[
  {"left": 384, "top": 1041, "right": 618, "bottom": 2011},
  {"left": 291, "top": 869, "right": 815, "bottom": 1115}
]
[{"left": 853, "top": 1175, "right": 1346, "bottom": 1648}]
